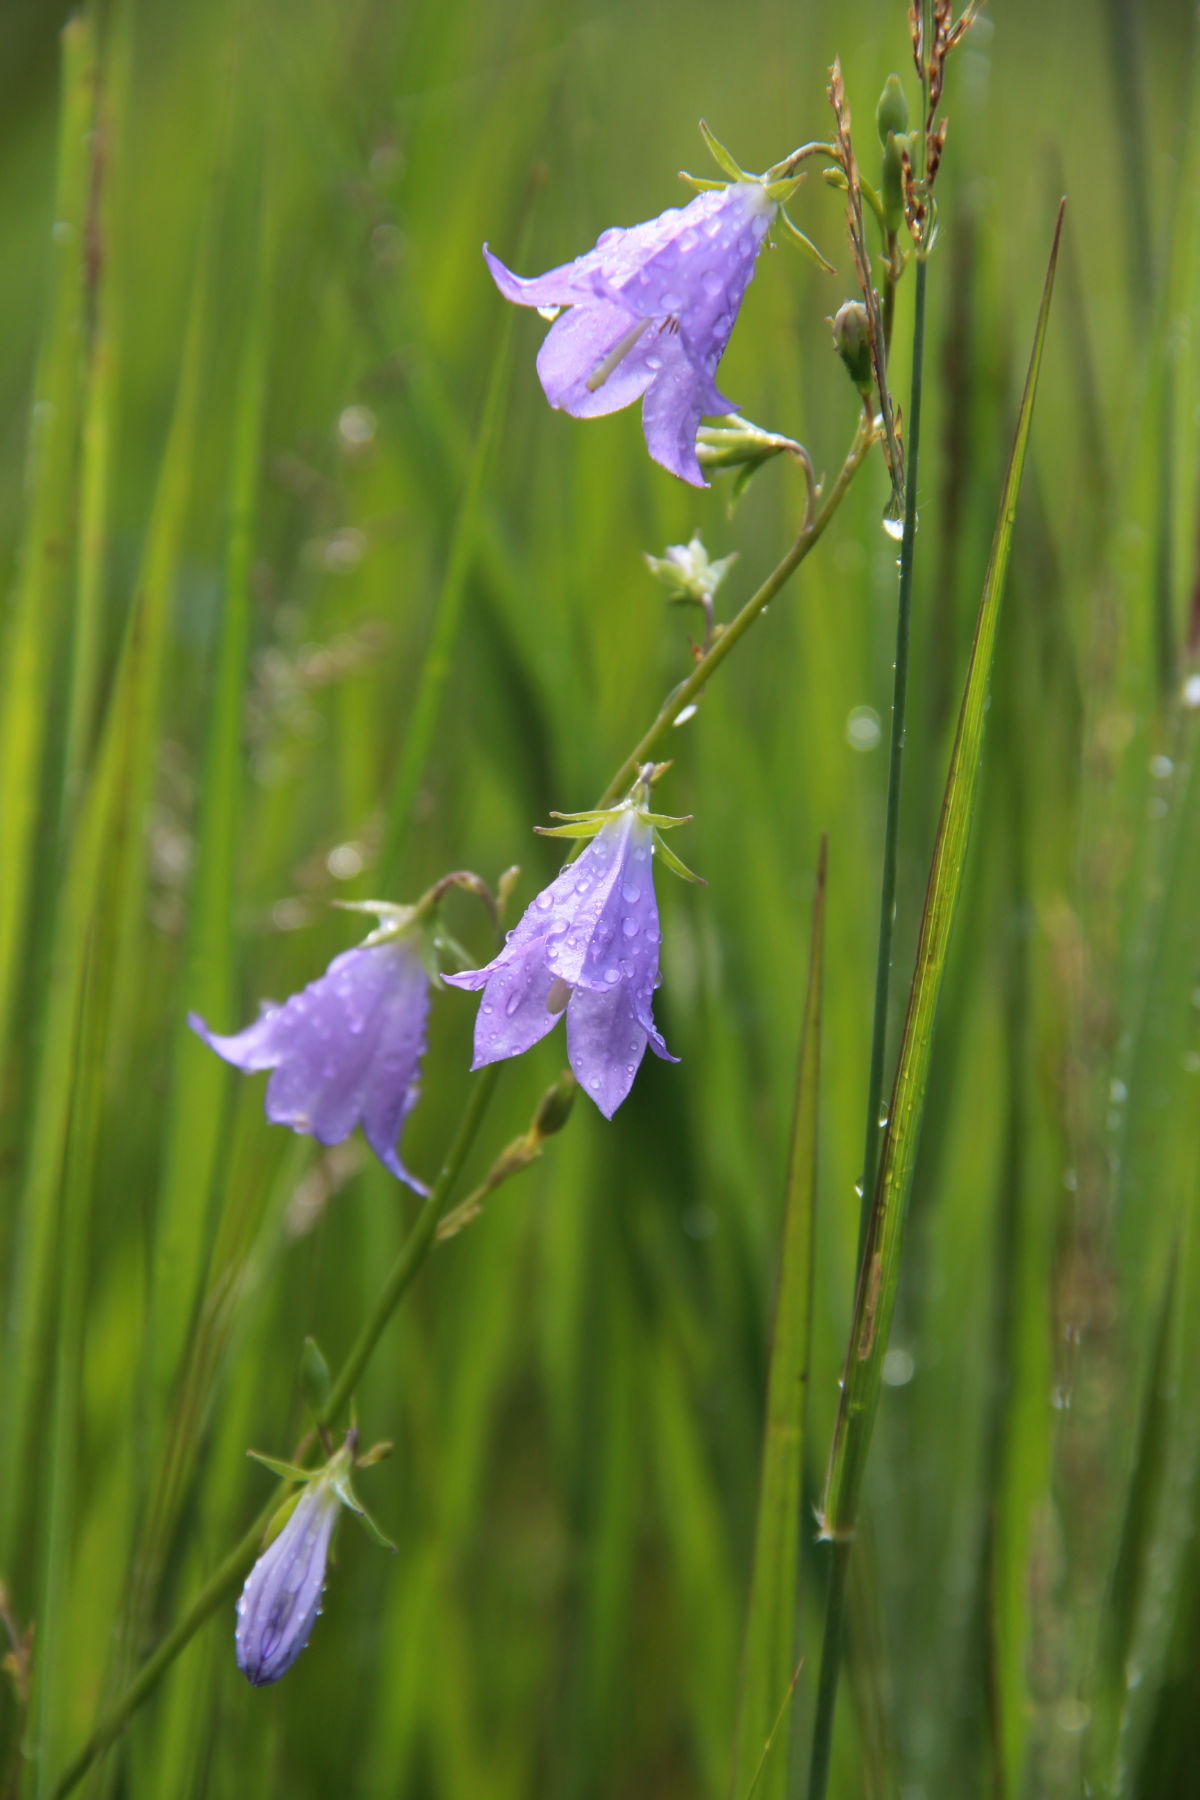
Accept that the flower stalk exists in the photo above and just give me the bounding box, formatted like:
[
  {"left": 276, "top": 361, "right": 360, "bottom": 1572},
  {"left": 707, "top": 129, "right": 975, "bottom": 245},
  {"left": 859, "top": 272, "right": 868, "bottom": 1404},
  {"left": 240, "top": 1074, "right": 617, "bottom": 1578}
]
[{"left": 50, "top": 396, "right": 877, "bottom": 1798}]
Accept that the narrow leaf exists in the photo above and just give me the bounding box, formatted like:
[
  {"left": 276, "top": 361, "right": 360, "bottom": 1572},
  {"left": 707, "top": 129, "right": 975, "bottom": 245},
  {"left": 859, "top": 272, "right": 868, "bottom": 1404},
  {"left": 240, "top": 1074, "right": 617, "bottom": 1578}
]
[
  {"left": 821, "top": 203, "right": 1065, "bottom": 1541},
  {"left": 729, "top": 840, "right": 825, "bottom": 1800}
]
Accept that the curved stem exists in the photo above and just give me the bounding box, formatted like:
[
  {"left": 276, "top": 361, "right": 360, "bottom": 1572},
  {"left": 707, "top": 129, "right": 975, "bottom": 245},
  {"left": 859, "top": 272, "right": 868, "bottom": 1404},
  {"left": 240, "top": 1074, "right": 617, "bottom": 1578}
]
[
  {"left": 52, "top": 412, "right": 876, "bottom": 1798},
  {"left": 50, "top": 1067, "right": 500, "bottom": 1800},
  {"left": 597, "top": 415, "right": 877, "bottom": 809}
]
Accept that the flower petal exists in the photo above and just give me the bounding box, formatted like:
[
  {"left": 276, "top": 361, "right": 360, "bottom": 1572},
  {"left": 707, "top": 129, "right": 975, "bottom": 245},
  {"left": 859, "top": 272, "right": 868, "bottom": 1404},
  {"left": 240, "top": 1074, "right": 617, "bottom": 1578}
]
[
  {"left": 466, "top": 939, "right": 563, "bottom": 1068},
  {"left": 640, "top": 354, "right": 732, "bottom": 487},
  {"left": 565, "top": 984, "right": 648, "bottom": 1119},
  {"left": 535, "top": 303, "right": 657, "bottom": 419},
  {"left": 190, "top": 937, "right": 430, "bottom": 1191}
]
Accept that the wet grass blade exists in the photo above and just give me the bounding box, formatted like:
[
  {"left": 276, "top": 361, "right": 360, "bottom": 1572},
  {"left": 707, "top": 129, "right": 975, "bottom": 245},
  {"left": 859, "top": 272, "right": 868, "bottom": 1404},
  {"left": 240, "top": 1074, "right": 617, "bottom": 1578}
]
[
  {"left": 0, "top": 15, "right": 92, "bottom": 1066},
  {"left": 729, "top": 839, "right": 825, "bottom": 1800},
  {"left": 821, "top": 199, "right": 1064, "bottom": 1543},
  {"left": 808, "top": 205, "right": 1065, "bottom": 1798}
]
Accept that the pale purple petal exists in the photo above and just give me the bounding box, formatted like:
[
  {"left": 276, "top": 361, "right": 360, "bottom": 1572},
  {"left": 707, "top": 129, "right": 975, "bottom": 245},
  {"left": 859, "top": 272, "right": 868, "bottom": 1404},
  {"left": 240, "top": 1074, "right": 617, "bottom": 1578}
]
[
  {"left": 485, "top": 181, "right": 776, "bottom": 483},
  {"left": 236, "top": 1479, "right": 340, "bottom": 1687},
  {"left": 641, "top": 354, "right": 734, "bottom": 487},
  {"left": 459, "top": 939, "right": 561, "bottom": 1067},
  {"left": 189, "top": 936, "right": 429, "bottom": 1192},
  {"left": 565, "top": 985, "right": 648, "bottom": 1119},
  {"left": 535, "top": 303, "right": 657, "bottom": 419}
]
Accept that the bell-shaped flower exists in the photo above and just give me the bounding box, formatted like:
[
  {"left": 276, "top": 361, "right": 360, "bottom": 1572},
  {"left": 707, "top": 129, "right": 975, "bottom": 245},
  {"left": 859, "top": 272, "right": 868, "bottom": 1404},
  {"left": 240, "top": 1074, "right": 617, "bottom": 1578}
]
[
  {"left": 236, "top": 1467, "right": 343, "bottom": 1687},
  {"left": 485, "top": 170, "right": 779, "bottom": 486},
  {"left": 189, "top": 906, "right": 431, "bottom": 1192},
  {"left": 445, "top": 771, "right": 697, "bottom": 1117},
  {"left": 236, "top": 1433, "right": 394, "bottom": 1687}
]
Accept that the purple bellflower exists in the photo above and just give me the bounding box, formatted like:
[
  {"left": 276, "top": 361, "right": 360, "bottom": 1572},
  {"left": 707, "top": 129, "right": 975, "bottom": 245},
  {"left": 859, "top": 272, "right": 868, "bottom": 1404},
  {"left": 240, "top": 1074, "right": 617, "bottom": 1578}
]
[
  {"left": 189, "top": 906, "right": 431, "bottom": 1192},
  {"left": 236, "top": 1432, "right": 394, "bottom": 1687},
  {"left": 445, "top": 769, "right": 698, "bottom": 1118},
  {"left": 236, "top": 1466, "right": 343, "bottom": 1686},
  {"left": 484, "top": 175, "right": 779, "bottom": 487}
]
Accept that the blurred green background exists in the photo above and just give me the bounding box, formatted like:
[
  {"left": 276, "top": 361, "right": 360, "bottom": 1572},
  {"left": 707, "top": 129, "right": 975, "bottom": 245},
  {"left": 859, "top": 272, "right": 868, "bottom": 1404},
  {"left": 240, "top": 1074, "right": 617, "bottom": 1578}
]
[{"left": 2, "top": 0, "right": 1199, "bottom": 1796}]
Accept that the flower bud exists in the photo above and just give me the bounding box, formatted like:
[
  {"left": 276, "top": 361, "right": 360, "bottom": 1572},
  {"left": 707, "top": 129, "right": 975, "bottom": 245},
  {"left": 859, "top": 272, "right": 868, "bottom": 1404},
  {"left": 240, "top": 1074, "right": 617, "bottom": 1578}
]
[
  {"left": 831, "top": 301, "right": 874, "bottom": 397},
  {"left": 876, "top": 75, "right": 908, "bottom": 145},
  {"left": 533, "top": 1071, "right": 577, "bottom": 1141},
  {"left": 236, "top": 1473, "right": 342, "bottom": 1686}
]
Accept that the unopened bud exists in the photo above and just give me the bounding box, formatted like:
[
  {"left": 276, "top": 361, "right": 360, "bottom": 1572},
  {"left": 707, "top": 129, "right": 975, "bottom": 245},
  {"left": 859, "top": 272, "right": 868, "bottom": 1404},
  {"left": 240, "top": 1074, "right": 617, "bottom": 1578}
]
[
  {"left": 876, "top": 75, "right": 908, "bottom": 144},
  {"left": 831, "top": 301, "right": 873, "bottom": 396},
  {"left": 533, "top": 1071, "right": 577, "bottom": 1140}
]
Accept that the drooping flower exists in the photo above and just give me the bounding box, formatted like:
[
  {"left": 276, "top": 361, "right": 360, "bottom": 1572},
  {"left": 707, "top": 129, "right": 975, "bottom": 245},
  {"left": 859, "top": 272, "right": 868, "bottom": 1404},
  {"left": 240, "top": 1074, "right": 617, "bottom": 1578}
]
[
  {"left": 189, "top": 908, "right": 431, "bottom": 1192},
  {"left": 445, "top": 771, "right": 697, "bottom": 1117},
  {"left": 236, "top": 1432, "right": 394, "bottom": 1687},
  {"left": 236, "top": 1467, "right": 343, "bottom": 1687},
  {"left": 484, "top": 177, "right": 778, "bottom": 486}
]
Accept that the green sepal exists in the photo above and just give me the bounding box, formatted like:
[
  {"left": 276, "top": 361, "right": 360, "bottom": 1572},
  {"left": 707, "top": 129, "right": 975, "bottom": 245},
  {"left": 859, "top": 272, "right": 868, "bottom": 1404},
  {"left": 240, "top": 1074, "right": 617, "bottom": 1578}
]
[
  {"left": 678, "top": 171, "right": 727, "bottom": 193},
  {"left": 434, "top": 929, "right": 476, "bottom": 977},
  {"left": 547, "top": 808, "right": 619, "bottom": 822},
  {"left": 653, "top": 835, "right": 706, "bottom": 885},
  {"left": 699, "top": 119, "right": 746, "bottom": 182},
  {"left": 762, "top": 173, "right": 804, "bottom": 205},
  {"left": 330, "top": 899, "right": 418, "bottom": 945},
  {"left": 640, "top": 810, "right": 693, "bottom": 831},
  {"left": 778, "top": 209, "right": 835, "bottom": 273},
  {"left": 247, "top": 1448, "right": 315, "bottom": 1485},
  {"left": 534, "top": 821, "right": 605, "bottom": 840},
  {"left": 261, "top": 1490, "right": 303, "bottom": 1549},
  {"left": 330, "top": 1470, "right": 397, "bottom": 1553}
]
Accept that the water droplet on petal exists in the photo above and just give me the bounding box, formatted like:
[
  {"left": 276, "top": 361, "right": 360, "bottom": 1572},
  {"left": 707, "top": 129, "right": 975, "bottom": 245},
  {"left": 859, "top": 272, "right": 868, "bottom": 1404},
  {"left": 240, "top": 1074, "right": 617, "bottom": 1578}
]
[
  {"left": 604, "top": 968, "right": 620, "bottom": 984},
  {"left": 622, "top": 918, "right": 639, "bottom": 938},
  {"left": 622, "top": 883, "right": 641, "bottom": 904}
]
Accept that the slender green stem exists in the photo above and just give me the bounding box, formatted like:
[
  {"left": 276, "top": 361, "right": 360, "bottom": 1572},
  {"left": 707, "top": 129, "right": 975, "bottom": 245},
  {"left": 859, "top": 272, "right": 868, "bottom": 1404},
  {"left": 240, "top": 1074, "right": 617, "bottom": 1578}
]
[
  {"left": 49, "top": 1511, "right": 271, "bottom": 1800},
  {"left": 597, "top": 416, "right": 876, "bottom": 808},
  {"left": 806, "top": 1540, "right": 851, "bottom": 1800},
  {"left": 49, "top": 1067, "right": 500, "bottom": 1800},
  {"left": 855, "top": 249, "right": 927, "bottom": 1262},
  {"left": 318, "top": 1066, "right": 501, "bottom": 1426},
  {"left": 52, "top": 412, "right": 875, "bottom": 1798}
]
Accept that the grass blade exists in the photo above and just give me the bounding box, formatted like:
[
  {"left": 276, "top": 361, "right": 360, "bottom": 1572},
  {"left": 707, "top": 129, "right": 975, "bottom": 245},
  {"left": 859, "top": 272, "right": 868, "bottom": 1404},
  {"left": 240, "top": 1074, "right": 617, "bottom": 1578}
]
[
  {"left": 729, "top": 839, "right": 825, "bottom": 1800},
  {"left": 0, "top": 16, "right": 93, "bottom": 1065},
  {"left": 821, "top": 197, "right": 1064, "bottom": 1545},
  {"left": 809, "top": 203, "right": 1065, "bottom": 1795}
]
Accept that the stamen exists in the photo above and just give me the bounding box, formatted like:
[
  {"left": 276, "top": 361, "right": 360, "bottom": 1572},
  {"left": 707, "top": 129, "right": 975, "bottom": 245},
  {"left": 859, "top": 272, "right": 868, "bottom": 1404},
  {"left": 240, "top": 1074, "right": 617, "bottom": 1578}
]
[
  {"left": 586, "top": 318, "right": 652, "bottom": 392},
  {"left": 546, "top": 977, "right": 572, "bottom": 1014}
]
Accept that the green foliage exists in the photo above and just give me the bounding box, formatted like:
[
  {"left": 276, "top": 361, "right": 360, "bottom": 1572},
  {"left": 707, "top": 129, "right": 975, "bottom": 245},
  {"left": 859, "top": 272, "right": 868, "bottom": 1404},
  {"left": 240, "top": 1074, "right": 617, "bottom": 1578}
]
[{"left": 0, "top": 3, "right": 1198, "bottom": 1799}]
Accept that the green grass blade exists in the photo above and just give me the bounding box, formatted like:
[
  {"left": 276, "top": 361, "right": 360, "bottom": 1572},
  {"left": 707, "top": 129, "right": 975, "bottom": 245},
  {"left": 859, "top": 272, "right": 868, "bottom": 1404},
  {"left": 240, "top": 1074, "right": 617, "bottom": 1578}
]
[
  {"left": 1089, "top": 1251, "right": 1178, "bottom": 1795},
  {"left": 0, "top": 15, "right": 93, "bottom": 1064},
  {"left": 729, "top": 838, "right": 825, "bottom": 1800},
  {"left": 377, "top": 204, "right": 528, "bottom": 886},
  {"left": 150, "top": 151, "right": 272, "bottom": 1425},
  {"left": 820, "top": 200, "right": 1064, "bottom": 1545},
  {"left": 61, "top": 5, "right": 127, "bottom": 816}
]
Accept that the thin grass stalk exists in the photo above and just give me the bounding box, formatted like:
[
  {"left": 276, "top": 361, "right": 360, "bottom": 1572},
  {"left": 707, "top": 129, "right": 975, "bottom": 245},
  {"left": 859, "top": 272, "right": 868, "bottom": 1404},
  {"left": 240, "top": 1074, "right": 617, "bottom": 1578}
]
[
  {"left": 29, "top": 940, "right": 105, "bottom": 1799},
  {"left": 729, "top": 840, "right": 825, "bottom": 1800},
  {"left": 101, "top": 16, "right": 236, "bottom": 1085},
  {"left": 0, "top": 14, "right": 92, "bottom": 1063},
  {"left": 61, "top": 5, "right": 126, "bottom": 815},
  {"left": 150, "top": 146, "right": 273, "bottom": 1442},
  {"left": 378, "top": 197, "right": 531, "bottom": 886},
  {"left": 808, "top": 203, "right": 1064, "bottom": 1800},
  {"left": 855, "top": 248, "right": 927, "bottom": 1260}
]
